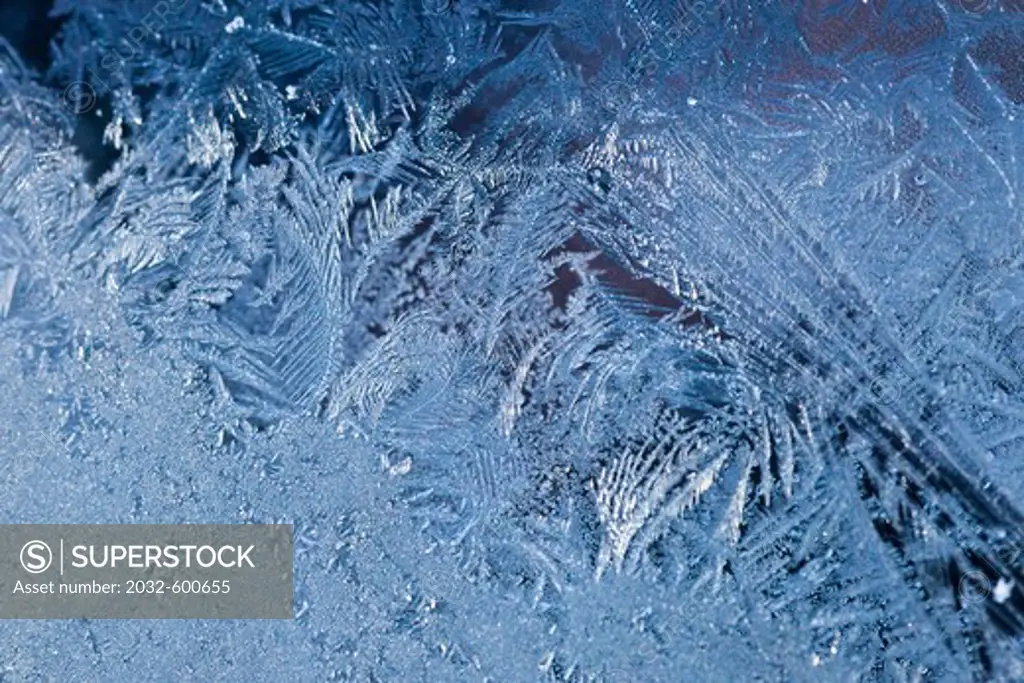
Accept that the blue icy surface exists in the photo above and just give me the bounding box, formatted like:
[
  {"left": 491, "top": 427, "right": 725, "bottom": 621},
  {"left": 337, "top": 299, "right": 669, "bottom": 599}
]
[{"left": 1, "top": 0, "right": 1024, "bottom": 680}]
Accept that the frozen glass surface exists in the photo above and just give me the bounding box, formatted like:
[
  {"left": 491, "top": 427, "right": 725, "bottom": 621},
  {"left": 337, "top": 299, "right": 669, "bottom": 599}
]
[{"left": 1, "top": 0, "right": 1023, "bottom": 680}]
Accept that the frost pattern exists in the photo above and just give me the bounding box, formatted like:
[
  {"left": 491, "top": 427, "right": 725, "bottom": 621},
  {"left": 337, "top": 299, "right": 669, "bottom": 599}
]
[{"left": 1, "top": 0, "right": 1024, "bottom": 681}]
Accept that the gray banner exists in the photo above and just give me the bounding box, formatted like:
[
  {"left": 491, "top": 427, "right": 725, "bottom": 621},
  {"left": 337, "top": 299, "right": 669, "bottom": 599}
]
[{"left": 0, "top": 525, "right": 293, "bottom": 619}]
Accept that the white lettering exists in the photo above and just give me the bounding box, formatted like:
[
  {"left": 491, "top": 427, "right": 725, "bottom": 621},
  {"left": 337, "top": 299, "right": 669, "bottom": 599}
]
[
  {"left": 196, "top": 546, "right": 216, "bottom": 568},
  {"left": 237, "top": 545, "right": 255, "bottom": 568}
]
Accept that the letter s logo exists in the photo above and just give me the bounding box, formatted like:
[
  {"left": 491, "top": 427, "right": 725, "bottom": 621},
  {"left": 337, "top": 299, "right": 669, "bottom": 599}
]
[{"left": 20, "top": 541, "right": 52, "bottom": 574}]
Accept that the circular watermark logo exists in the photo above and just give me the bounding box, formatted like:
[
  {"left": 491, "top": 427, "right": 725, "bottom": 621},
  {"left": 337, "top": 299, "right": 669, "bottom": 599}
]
[
  {"left": 20, "top": 540, "right": 53, "bottom": 574},
  {"left": 933, "top": 305, "right": 965, "bottom": 341},
  {"left": 61, "top": 81, "right": 97, "bottom": 115},
  {"left": 599, "top": 80, "right": 635, "bottom": 116},
  {"left": 997, "top": 540, "right": 1023, "bottom": 567},
  {"left": 959, "top": 570, "right": 991, "bottom": 605},
  {"left": 98, "top": 621, "right": 143, "bottom": 660},
  {"left": 423, "top": 0, "right": 456, "bottom": 13},
  {"left": 868, "top": 375, "right": 902, "bottom": 406},
  {"left": 959, "top": 0, "right": 989, "bottom": 13},
  {"left": 828, "top": 130, "right": 860, "bottom": 163}
]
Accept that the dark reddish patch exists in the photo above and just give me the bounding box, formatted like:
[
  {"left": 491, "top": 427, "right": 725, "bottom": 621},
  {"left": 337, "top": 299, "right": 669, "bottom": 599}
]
[
  {"left": 970, "top": 29, "right": 1024, "bottom": 104},
  {"left": 551, "top": 29, "right": 624, "bottom": 83},
  {"left": 795, "top": 0, "right": 945, "bottom": 58},
  {"left": 546, "top": 232, "right": 728, "bottom": 339},
  {"left": 450, "top": 77, "right": 526, "bottom": 135},
  {"left": 741, "top": 42, "right": 843, "bottom": 124}
]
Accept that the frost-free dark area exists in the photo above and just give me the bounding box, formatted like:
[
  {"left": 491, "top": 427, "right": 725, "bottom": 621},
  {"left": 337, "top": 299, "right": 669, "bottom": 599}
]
[
  {"left": 0, "top": 0, "right": 62, "bottom": 73},
  {"left": 1, "top": 0, "right": 1023, "bottom": 681}
]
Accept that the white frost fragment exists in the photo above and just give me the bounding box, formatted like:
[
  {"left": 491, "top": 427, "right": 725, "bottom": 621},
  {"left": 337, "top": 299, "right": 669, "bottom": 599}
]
[{"left": 994, "top": 577, "right": 1014, "bottom": 604}]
